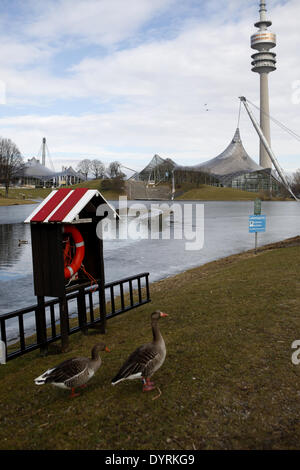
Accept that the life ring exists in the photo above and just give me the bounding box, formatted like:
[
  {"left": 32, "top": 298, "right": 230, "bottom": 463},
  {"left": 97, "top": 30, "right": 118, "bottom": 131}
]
[{"left": 62, "top": 225, "right": 85, "bottom": 280}]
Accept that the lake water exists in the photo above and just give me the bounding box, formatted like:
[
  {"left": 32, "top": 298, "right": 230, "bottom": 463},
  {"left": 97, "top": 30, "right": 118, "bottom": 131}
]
[{"left": 0, "top": 199, "right": 299, "bottom": 339}]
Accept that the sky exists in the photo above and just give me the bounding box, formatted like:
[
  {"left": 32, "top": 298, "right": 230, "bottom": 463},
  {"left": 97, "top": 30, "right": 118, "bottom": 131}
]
[{"left": 0, "top": 0, "right": 299, "bottom": 174}]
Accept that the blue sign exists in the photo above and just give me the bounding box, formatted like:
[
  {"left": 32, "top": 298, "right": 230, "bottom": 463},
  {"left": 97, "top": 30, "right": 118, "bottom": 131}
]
[{"left": 249, "top": 215, "right": 266, "bottom": 233}]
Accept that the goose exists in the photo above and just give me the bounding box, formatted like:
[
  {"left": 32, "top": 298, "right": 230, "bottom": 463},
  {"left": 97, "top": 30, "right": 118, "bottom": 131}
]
[
  {"left": 111, "top": 310, "right": 168, "bottom": 392},
  {"left": 34, "top": 342, "right": 109, "bottom": 398}
]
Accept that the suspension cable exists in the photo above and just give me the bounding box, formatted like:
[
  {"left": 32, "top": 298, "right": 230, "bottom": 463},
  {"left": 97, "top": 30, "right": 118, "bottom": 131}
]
[
  {"left": 45, "top": 143, "right": 55, "bottom": 171},
  {"left": 237, "top": 99, "right": 242, "bottom": 128},
  {"left": 246, "top": 98, "right": 300, "bottom": 143}
]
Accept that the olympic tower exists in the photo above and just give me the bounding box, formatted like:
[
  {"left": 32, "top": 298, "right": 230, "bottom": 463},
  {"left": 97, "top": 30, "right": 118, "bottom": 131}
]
[{"left": 251, "top": 0, "right": 276, "bottom": 168}]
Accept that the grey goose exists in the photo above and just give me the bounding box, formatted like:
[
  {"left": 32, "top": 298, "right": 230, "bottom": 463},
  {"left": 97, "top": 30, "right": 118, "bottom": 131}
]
[
  {"left": 34, "top": 342, "right": 109, "bottom": 397},
  {"left": 111, "top": 311, "right": 168, "bottom": 392}
]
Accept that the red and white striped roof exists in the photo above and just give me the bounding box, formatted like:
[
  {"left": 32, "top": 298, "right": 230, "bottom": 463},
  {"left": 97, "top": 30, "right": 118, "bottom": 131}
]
[{"left": 24, "top": 188, "right": 116, "bottom": 223}]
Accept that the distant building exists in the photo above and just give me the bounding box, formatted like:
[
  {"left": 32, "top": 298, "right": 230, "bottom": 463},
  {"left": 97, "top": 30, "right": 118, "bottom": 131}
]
[
  {"left": 21, "top": 157, "right": 56, "bottom": 187},
  {"left": 133, "top": 154, "right": 176, "bottom": 184},
  {"left": 19, "top": 158, "right": 85, "bottom": 187},
  {"left": 55, "top": 166, "right": 85, "bottom": 186},
  {"left": 193, "top": 128, "right": 280, "bottom": 193},
  {"left": 133, "top": 128, "right": 281, "bottom": 193}
]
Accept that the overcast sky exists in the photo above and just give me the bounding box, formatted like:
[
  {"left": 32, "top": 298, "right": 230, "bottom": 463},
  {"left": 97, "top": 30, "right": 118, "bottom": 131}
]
[{"left": 0, "top": 0, "right": 299, "bottom": 174}]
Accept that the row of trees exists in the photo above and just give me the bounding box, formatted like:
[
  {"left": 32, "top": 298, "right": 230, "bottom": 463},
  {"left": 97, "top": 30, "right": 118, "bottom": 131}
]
[
  {"left": 291, "top": 169, "right": 300, "bottom": 195},
  {"left": 76, "top": 159, "right": 125, "bottom": 180},
  {"left": 0, "top": 138, "right": 24, "bottom": 197},
  {"left": 1, "top": 134, "right": 300, "bottom": 198}
]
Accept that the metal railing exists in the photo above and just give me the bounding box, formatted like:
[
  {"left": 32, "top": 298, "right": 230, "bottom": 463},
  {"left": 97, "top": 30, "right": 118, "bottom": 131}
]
[{"left": 0, "top": 272, "right": 150, "bottom": 362}]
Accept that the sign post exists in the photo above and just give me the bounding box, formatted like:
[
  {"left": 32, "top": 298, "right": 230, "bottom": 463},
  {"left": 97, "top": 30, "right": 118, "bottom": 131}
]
[
  {"left": 254, "top": 198, "right": 261, "bottom": 216},
  {"left": 249, "top": 199, "right": 265, "bottom": 254}
]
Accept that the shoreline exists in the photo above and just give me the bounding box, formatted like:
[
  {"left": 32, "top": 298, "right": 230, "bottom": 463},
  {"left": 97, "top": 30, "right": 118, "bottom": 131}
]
[
  {"left": 0, "top": 198, "right": 36, "bottom": 206},
  {"left": 0, "top": 181, "right": 291, "bottom": 205},
  {"left": 0, "top": 196, "right": 292, "bottom": 207},
  {"left": 150, "top": 234, "right": 300, "bottom": 286}
]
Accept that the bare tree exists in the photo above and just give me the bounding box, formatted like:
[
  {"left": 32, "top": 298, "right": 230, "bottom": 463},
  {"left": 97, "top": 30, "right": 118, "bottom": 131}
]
[
  {"left": 291, "top": 169, "right": 300, "bottom": 196},
  {"left": 90, "top": 159, "right": 105, "bottom": 179},
  {"left": 107, "top": 161, "right": 122, "bottom": 178},
  {"left": 0, "top": 138, "right": 24, "bottom": 197},
  {"left": 76, "top": 159, "right": 91, "bottom": 180}
]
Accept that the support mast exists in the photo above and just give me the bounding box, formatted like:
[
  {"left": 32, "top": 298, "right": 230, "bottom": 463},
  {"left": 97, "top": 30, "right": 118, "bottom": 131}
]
[
  {"left": 239, "top": 97, "right": 298, "bottom": 201},
  {"left": 42, "top": 137, "right": 46, "bottom": 166}
]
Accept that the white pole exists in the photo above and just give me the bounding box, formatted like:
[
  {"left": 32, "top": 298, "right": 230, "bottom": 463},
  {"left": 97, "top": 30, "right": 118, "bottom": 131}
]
[
  {"left": 239, "top": 97, "right": 299, "bottom": 201},
  {"left": 171, "top": 170, "right": 175, "bottom": 201}
]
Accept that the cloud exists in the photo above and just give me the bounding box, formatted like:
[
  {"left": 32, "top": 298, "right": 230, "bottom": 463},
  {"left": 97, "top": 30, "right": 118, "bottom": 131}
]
[
  {"left": 25, "top": 0, "right": 175, "bottom": 46},
  {"left": 0, "top": 0, "right": 299, "bottom": 173}
]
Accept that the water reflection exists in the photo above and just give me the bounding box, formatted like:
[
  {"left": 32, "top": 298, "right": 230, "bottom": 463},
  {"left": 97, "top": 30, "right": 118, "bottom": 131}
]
[
  {"left": 0, "top": 224, "right": 29, "bottom": 272},
  {"left": 0, "top": 202, "right": 40, "bottom": 225}
]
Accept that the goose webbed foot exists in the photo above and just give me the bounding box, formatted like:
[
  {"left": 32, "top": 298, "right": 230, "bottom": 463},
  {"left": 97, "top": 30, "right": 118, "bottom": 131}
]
[{"left": 142, "top": 377, "right": 156, "bottom": 392}]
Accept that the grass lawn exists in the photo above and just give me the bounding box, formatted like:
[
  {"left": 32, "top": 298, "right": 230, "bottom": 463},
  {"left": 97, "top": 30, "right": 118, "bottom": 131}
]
[
  {"left": 0, "top": 237, "right": 300, "bottom": 450},
  {"left": 0, "top": 182, "right": 287, "bottom": 206},
  {"left": 0, "top": 179, "right": 124, "bottom": 206},
  {"left": 176, "top": 184, "right": 285, "bottom": 201},
  {"left": 0, "top": 198, "right": 36, "bottom": 206},
  {"left": 0, "top": 187, "right": 52, "bottom": 204},
  {"left": 67, "top": 179, "right": 125, "bottom": 200}
]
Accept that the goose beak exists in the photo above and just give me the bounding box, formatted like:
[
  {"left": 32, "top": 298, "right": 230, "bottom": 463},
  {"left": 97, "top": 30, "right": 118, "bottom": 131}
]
[
  {"left": 160, "top": 312, "right": 168, "bottom": 317},
  {"left": 105, "top": 346, "right": 110, "bottom": 352}
]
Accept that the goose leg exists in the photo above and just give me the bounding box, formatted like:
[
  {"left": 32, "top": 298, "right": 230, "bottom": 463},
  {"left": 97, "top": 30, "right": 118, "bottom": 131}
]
[
  {"left": 70, "top": 388, "right": 80, "bottom": 398},
  {"left": 142, "top": 377, "right": 155, "bottom": 392},
  {"left": 146, "top": 377, "right": 154, "bottom": 386}
]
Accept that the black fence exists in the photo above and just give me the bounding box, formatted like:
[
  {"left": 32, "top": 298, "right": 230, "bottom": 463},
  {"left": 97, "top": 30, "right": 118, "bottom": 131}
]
[{"left": 0, "top": 272, "right": 150, "bottom": 362}]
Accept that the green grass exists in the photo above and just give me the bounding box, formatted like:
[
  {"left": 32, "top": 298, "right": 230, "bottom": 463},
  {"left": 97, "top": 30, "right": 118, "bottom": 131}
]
[
  {"left": 1, "top": 182, "right": 285, "bottom": 205},
  {"left": 0, "top": 187, "right": 51, "bottom": 204},
  {"left": 0, "top": 197, "right": 36, "bottom": 206},
  {"left": 175, "top": 184, "right": 282, "bottom": 201},
  {"left": 0, "top": 187, "right": 52, "bottom": 203},
  {"left": 0, "top": 237, "right": 300, "bottom": 450},
  {"left": 0, "top": 179, "right": 124, "bottom": 206},
  {"left": 67, "top": 179, "right": 125, "bottom": 200}
]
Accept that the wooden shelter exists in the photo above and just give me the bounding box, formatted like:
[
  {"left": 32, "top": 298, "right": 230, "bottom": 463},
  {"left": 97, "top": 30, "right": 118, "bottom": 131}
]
[{"left": 25, "top": 188, "right": 117, "bottom": 350}]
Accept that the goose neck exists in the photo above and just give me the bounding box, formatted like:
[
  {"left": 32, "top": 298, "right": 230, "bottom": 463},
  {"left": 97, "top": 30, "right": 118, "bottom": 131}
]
[
  {"left": 91, "top": 348, "right": 102, "bottom": 365},
  {"left": 152, "top": 320, "right": 162, "bottom": 343}
]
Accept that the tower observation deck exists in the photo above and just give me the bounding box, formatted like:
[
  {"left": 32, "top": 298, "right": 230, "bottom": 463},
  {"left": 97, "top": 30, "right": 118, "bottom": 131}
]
[{"left": 251, "top": 1, "right": 277, "bottom": 168}]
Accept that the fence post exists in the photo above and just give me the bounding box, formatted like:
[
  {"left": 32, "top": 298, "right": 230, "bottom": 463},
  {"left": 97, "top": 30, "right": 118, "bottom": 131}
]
[
  {"left": 145, "top": 274, "right": 150, "bottom": 301},
  {"left": 77, "top": 286, "right": 88, "bottom": 335},
  {"left": 36, "top": 296, "right": 48, "bottom": 356},
  {"left": 59, "top": 296, "right": 69, "bottom": 352}
]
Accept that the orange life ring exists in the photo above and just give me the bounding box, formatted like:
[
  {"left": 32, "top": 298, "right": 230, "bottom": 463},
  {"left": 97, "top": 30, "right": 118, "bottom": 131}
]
[{"left": 62, "top": 225, "right": 85, "bottom": 280}]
